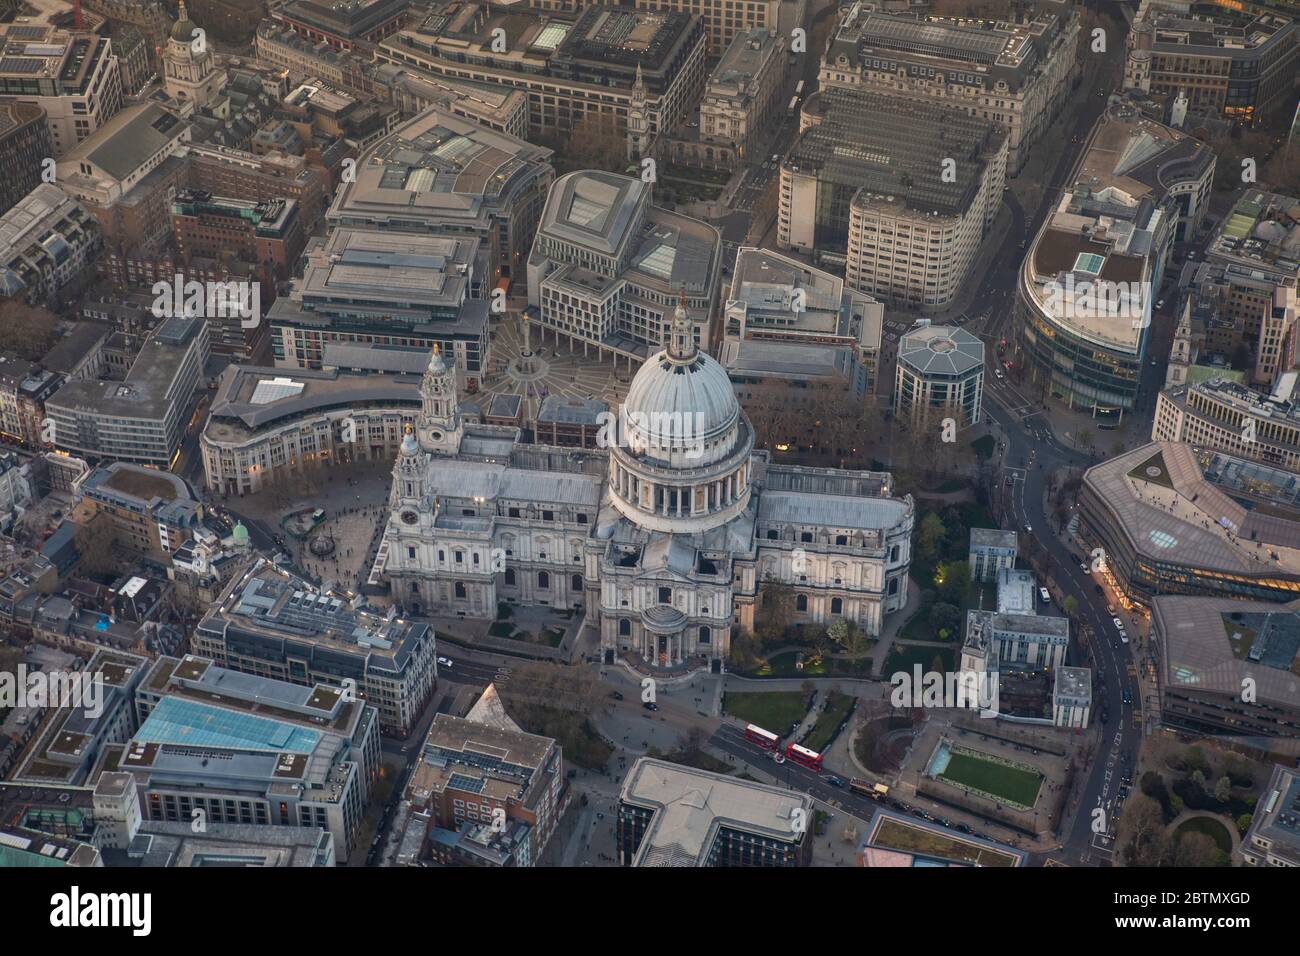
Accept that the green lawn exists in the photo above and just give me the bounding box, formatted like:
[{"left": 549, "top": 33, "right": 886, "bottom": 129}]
[
  {"left": 939, "top": 752, "right": 1042, "bottom": 809},
  {"left": 1173, "top": 816, "right": 1233, "bottom": 854},
  {"left": 803, "top": 691, "right": 856, "bottom": 753},
  {"left": 757, "top": 651, "right": 873, "bottom": 678},
  {"left": 883, "top": 643, "right": 955, "bottom": 678},
  {"left": 722, "top": 691, "right": 808, "bottom": 734}
]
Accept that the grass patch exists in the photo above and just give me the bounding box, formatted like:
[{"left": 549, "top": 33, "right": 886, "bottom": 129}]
[
  {"left": 754, "top": 651, "right": 873, "bottom": 678},
  {"left": 939, "top": 751, "right": 1042, "bottom": 809},
  {"left": 1127, "top": 451, "right": 1173, "bottom": 489},
  {"left": 1173, "top": 816, "right": 1232, "bottom": 854},
  {"left": 652, "top": 747, "right": 732, "bottom": 775},
  {"left": 971, "top": 435, "right": 996, "bottom": 459},
  {"left": 873, "top": 817, "right": 1019, "bottom": 867},
  {"left": 883, "top": 643, "right": 955, "bottom": 677},
  {"left": 722, "top": 691, "right": 808, "bottom": 734},
  {"left": 803, "top": 691, "right": 855, "bottom": 753}
]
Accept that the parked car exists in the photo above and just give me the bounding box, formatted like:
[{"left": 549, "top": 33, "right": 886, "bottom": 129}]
[
  {"left": 437, "top": 657, "right": 453, "bottom": 668},
  {"left": 1120, "top": 632, "right": 1130, "bottom": 644},
  {"left": 1039, "top": 587, "right": 1051, "bottom": 603},
  {"left": 1112, "top": 617, "right": 1124, "bottom": 630},
  {"left": 642, "top": 701, "right": 658, "bottom": 711}
]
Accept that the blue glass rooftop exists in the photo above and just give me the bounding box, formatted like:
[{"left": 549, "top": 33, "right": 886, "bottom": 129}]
[{"left": 136, "top": 696, "right": 322, "bottom": 754}]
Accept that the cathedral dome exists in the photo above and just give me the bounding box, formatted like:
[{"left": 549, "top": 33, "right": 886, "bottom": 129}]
[
  {"left": 171, "top": 1, "right": 198, "bottom": 41},
  {"left": 622, "top": 348, "right": 740, "bottom": 453}
]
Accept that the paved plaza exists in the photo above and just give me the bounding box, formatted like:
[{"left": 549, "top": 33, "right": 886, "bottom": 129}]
[{"left": 477, "top": 314, "right": 635, "bottom": 422}]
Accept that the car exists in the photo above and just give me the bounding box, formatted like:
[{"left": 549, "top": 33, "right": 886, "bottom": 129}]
[
  {"left": 1106, "top": 604, "right": 1116, "bottom": 614},
  {"left": 1120, "top": 632, "right": 1130, "bottom": 644},
  {"left": 1112, "top": 617, "right": 1124, "bottom": 630},
  {"left": 1024, "top": 523, "right": 1032, "bottom": 533},
  {"left": 772, "top": 752, "right": 786, "bottom": 764},
  {"left": 1122, "top": 689, "right": 1133, "bottom": 705},
  {"left": 826, "top": 775, "right": 844, "bottom": 788},
  {"left": 642, "top": 701, "right": 658, "bottom": 711},
  {"left": 1080, "top": 562, "right": 1089, "bottom": 573},
  {"left": 1150, "top": 359, "right": 1159, "bottom": 367},
  {"left": 437, "top": 657, "right": 453, "bottom": 668},
  {"left": 956, "top": 823, "right": 973, "bottom": 834},
  {"left": 771, "top": 153, "right": 780, "bottom": 164},
  {"left": 994, "top": 368, "right": 1005, "bottom": 380},
  {"left": 608, "top": 691, "right": 624, "bottom": 701},
  {"left": 1039, "top": 587, "right": 1051, "bottom": 603}
]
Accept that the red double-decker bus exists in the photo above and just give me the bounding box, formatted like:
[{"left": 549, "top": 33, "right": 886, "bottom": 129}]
[
  {"left": 785, "top": 743, "right": 823, "bottom": 772},
  {"left": 744, "top": 724, "right": 780, "bottom": 750}
]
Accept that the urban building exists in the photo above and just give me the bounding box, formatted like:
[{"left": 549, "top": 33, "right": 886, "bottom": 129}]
[
  {"left": 0, "top": 452, "right": 35, "bottom": 524},
  {"left": 8, "top": 648, "right": 148, "bottom": 786},
  {"left": 1154, "top": 373, "right": 1300, "bottom": 472},
  {"left": 960, "top": 608, "right": 1069, "bottom": 674},
  {"left": 1150, "top": 593, "right": 1300, "bottom": 750},
  {"left": 1124, "top": 0, "right": 1298, "bottom": 127},
  {"left": 1189, "top": 189, "right": 1299, "bottom": 387},
  {"left": 42, "top": 321, "right": 112, "bottom": 383},
  {"left": 55, "top": 101, "right": 192, "bottom": 257},
  {"left": 162, "top": 2, "right": 225, "bottom": 109},
  {"left": 893, "top": 321, "right": 984, "bottom": 429},
  {"left": 0, "top": 356, "right": 62, "bottom": 448},
  {"left": 0, "top": 27, "right": 123, "bottom": 155},
  {"left": 1079, "top": 441, "right": 1300, "bottom": 607},
  {"left": 193, "top": 559, "right": 438, "bottom": 735},
  {"left": 856, "top": 807, "right": 1026, "bottom": 866},
  {"left": 1240, "top": 764, "right": 1300, "bottom": 865},
  {"left": 404, "top": 710, "right": 566, "bottom": 867},
  {"left": 526, "top": 170, "right": 722, "bottom": 364},
  {"left": 72, "top": 462, "right": 203, "bottom": 562},
  {"left": 533, "top": 395, "right": 609, "bottom": 449},
  {"left": 366, "top": 63, "right": 530, "bottom": 139},
  {"left": 0, "top": 184, "right": 100, "bottom": 307},
  {"left": 171, "top": 190, "right": 304, "bottom": 286},
  {"left": 375, "top": 3, "right": 708, "bottom": 159},
  {"left": 691, "top": 27, "right": 785, "bottom": 169},
  {"left": 0, "top": 101, "right": 53, "bottom": 217},
  {"left": 201, "top": 364, "right": 422, "bottom": 495},
  {"left": 378, "top": 301, "right": 914, "bottom": 669},
  {"left": 326, "top": 105, "right": 554, "bottom": 285},
  {"left": 820, "top": 3, "right": 1078, "bottom": 173},
  {"left": 269, "top": 228, "right": 491, "bottom": 382},
  {"left": 781, "top": 87, "right": 1006, "bottom": 310},
  {"left": 724, "top": 246, "right": 882, "bottom": 395},
  {"left": 1052, "top": 666, "right": 1092, "bottom": 730},
  {"left": 44, "top": 316, "right": 208, "bottom": 467},
  {"left": 631, "top": 0, "right": 802, "bottom": 57},
  {"left": 273, "top": 0, "right": 412, "bottom": 50},
  {"left": 969, "top": 528, "right": 1018, "bottom": 584},
  {"left": 1016, "top": 107, "right": 1214, "bottom": 418},
  {"left": 617, "top": 757, "right": 813, "bottom": 866},
  {"left": 0, "top": 826, "right": 103, "bottom": 867},
  {"left": 116, "top": 653, "right": 382, "bottom": 863},
  {"left": 112, "top": 25, "right": 154, "bottom": 97},
  {"left": 187, "top": 142, "right": 330, "bottom": 234}
]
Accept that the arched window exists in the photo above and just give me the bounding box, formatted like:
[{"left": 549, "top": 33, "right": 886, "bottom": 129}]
[
  {"left": 831, "top": 597, "right": 843, "bottom": 615},
  {"left": 699, "top": 626, "right": 711, "bottom": 645},
  {"left": 796, "top": 594, "right": 808, "bottom": 612},
  {"left": 538, "top": 571, "right": 550, "bottom": 590},
  {"left": 889, "top": 545, "right": 900, "bottom": 563},
  {"left": 504, "top": 568, "right": 516, "bottom": 586},
  {"left": 888, "top": 578, "right": 899, "bottom": 595},
  {"left": 618, "top": 618, "right": 631, "bottom": 636}
]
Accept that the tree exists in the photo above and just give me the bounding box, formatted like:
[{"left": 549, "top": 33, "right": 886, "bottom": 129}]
[
  {"left": 1173, "top": 832, "right": 1220, "bottom": 867},
  {"left": 917, "top": 512, "right": 947, "bottom": 563},
  {"left": 563, "top": 114, "right": 628, "bottom": 172},
  {"left": 756, "top": 577, "right": 796, "bottom": 646},
  {"left": 928, "top": 602, "right": 962, "bottom": 641},
  {"left": 828, "top": 616, "right": 870, "bottom": 658},
  {"left": 1078, "top": 426, "right": 1095, "bottom": 455},
  {"left": 1117, "top": 794, "right": 1170, "bottom": 866},
  {"left": 729, "top": 628, "right": 763, "bottom": 672},
  {"left": 1214, "top": 775, "right": 1232, "bottom": 803},
  {"left": 934, "top": 560, "right": 972, "bottom": 606},
  {"left": 1062, "top": 595, "right": 1079, "bottom": 617},
  {"left": 0, "top": 299, "right": 58, "bottom": 360},
  {"left": 74, "top": 518, "right": 120, "bottom": 578},
  {"left": 1236, "top": 814, "right": 1253, "bottom": 835}
]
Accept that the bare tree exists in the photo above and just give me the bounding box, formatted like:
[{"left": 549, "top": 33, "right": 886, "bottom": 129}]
[{"left": 0, "top": 300, "right": 58, "bottom": 360}]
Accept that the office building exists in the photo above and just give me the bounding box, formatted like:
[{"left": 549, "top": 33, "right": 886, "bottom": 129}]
[
  {"left": 1016, "top": 107, "right": 1214, "bottom": 418},
  {"left": 631, "top": 0, "right": 801, "bottom": 57},
  {"left": 1124, "top": 0, "right": 1297, "bottom": 126},
  {"left": 72, "top": 462, "right": 203, "bottom": 562},
  {"left": 273, "top": 0, "right": 412, "bottom": 50},
  {"left": 969, "top": 528, "right": 1018, "bottom": 584},
  {"left": 781, "top": 87, "right": 1006, "bottom": 310},
  {"left": 193, "top": 559, "right": 438, "bottom": 734},
  {"left": 1151, "top": 594, "right": 1300, "bottom": 749},
  {"left": 326, "top": 105, "right": 554, "bottom": 284},
  {"left": 172, "top": 190, "right": 304, "bottom": 286},
  {"left": 0, "top": 356, "right": 62, "bottom": 448},
  {"left": 1154, "top": 373, "right": 1300, "bottom": 472},
  {"left": 44, "top": 316, "right": 209, "bottom": 467},
  {"left": 0, "top": 100, "right": 53, "bottom": 216},
  {"left": 201, "top": 365, "right": 422, "bottom": 495},
  {"left": 0, "top": 183, "right": 100, "bottom": 307},
  {"left": 375, "top": 2, "right": 707, "bottom": 158},
  {"left": 269, "top": 228, "right": 491, "bottom": 382},
  {"left": 117, "top": 653, "right": 382, "bottom": 862},
  {"left": 618, "top": 757, "right": 813, "bottom": 866},
  {"left": 894, "top": 321, "right": 984, "bottom": 428},
  {"left": 526, "top": 169, "right": 722, "bottom": 363},
  {"left": 693, "top": 27, "right": 785, "bottom": 169},
  {"left": 1240, "top": 764, "right": 1300, "bottom": 865},
  {"left": 821, "top": 3, "right": 1078, "bottom": 173},
  {"left": 1079, "top": 441, "right": 1300, "bottom": 606}
]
